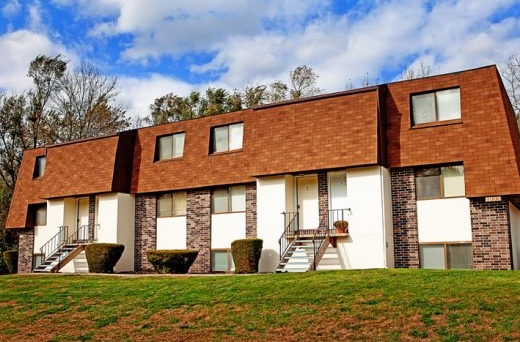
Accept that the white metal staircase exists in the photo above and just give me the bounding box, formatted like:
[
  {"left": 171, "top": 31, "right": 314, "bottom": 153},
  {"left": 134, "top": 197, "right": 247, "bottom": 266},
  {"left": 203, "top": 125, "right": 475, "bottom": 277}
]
[{"left": 34, "top": 224, "right": 97, "bottom": 273}]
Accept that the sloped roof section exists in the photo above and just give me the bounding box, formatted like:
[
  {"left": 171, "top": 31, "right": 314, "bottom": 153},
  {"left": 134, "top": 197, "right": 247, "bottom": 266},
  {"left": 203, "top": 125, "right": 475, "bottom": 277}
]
[
  {"left": 385, "top": 65, "right": 520, "bottom": 197},
  {"left": 131, "top": 88, "right": 381, "bottom": 193},
  {"left": 6, "top": 132, "right": 135, "bottom": 228}
]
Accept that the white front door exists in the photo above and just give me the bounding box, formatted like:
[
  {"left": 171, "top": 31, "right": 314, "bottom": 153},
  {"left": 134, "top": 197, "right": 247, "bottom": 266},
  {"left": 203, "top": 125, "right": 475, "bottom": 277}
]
[
  {"left": 296, "top": 175, "right": 319, "bottom": 229},
  {"left": 76, "top": 198, "right": 89, "bottom": 230},
  {"left": 329, "top": 171, "right": 348, "bottom": 224}
]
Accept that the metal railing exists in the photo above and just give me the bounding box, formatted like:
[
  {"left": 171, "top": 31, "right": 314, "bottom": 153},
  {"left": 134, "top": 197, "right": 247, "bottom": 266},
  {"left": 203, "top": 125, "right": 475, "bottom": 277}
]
[
  {"left": 279, "top": 212, "right": 299, "bottom": 259},
  {"left": 39, "top": 225, "right": 68, "bottom": 265},
  {"left": 37, "top": 224, "right": 99, "bottom": 269},
  {"left": 311, "top": 215, "right": 330, "bottom": 270},
  {"left": 328, "top": 208, "right": 351, "bottom": 229}
]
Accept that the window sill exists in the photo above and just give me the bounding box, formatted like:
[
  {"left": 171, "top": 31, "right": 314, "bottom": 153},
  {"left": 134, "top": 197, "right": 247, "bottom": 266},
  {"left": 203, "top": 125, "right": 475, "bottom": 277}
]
[
  {"left": 154, "top": 157, "right": 183, "bottom": 163},
  {"left": 411, "top": 119, "right": 462, "bottom": 130},
  {"left": 210, "top": 149, "right": 243, "bottom": 156},
  {"left": 211, "top": 211, "right": 246, "bottom": 215},
  {"left": 157, "top": 214, "right": 187, "bottom": 218}
]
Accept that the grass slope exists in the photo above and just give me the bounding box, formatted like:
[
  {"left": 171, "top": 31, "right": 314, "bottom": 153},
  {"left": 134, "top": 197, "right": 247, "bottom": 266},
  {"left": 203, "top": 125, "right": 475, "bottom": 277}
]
[{"left": 0, "top": 269, "right": 519, "bottom": 341}]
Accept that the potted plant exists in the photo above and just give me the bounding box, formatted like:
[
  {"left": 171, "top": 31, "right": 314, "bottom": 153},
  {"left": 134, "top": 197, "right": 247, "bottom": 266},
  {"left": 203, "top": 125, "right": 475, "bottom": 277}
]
[{"left": 333, "top": 220, "right": 349, "bottom": 234}]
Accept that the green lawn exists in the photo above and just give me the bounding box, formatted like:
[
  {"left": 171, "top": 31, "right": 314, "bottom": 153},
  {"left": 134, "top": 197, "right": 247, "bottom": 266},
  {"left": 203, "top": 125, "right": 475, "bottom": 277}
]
[{"left": 0, "top": 269, "right": 519, "bottom": 341}]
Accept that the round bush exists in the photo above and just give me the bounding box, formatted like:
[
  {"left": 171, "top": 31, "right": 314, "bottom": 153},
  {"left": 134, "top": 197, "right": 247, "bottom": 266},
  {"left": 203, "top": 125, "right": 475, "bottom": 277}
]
[
  {"left": 3, "top": 250, "right": 18, "bottom": 274},
  {"left": 147, "top": 250, "right": 198, "bottom": 274},
  {"left": 231, "top": 238, "right": 263, "bottom": 274},
  {"left": 85, "top": 243, "right": 124, "bottom": 273}
]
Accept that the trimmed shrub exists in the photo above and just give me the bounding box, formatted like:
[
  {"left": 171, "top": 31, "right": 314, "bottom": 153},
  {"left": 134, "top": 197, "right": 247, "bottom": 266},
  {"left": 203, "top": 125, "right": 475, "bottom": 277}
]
[
  {"left": 147, "top": 250, "right": 198, "bottom": 274},
  {"left": 3, "top": 250, "right": 18, "bottom": 274},
  {"left": 85, "top": 243, "right": 124, "bottom": 273},
  {"left": 231, "top": 238, "right": 263, "bottom": 274}
]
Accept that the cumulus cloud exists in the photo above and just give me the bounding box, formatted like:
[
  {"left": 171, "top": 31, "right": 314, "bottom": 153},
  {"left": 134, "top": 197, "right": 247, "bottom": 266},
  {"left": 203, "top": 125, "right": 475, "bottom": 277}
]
[
  {"left": 2, "top": 0, "right": 21, "bottom": 18},
  {"left": 0, "top": 30, "right": 70, "bottom": 92}
]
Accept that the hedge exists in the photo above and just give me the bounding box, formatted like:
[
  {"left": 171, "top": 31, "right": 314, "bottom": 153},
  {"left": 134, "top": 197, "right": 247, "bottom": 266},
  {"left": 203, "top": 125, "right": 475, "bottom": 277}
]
[
  {"left": 85, "top": 243, "right": 124, "bottom": 273},
  {"left": 231, "top": 238, "right": 263, "bottom": 274},
  {"left": 2, "top": 250, "right": 18, "bottom": 274},
  {"left": 146, "top": 250, "right": 198, "bottom": 274}
]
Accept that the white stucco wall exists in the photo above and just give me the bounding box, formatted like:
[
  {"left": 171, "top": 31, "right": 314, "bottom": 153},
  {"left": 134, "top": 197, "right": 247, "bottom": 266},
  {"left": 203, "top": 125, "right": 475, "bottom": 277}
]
[
  {"left": 257, "top": 175, "right": 291, "bottom": 272},
  {"left": 211, "top": 213, "right": 246, "bottom": 248},
  {"left": 335, "top": 166, "right": 389, "bottom": 269},
  {"left": 95, "top": 193, "right": 135, "bottom": 272},
  {"left": 417, "top": 198, "right": 471, "bottom": 243},
  {"left": 157, "top": 216, "right": 187, "bottom": 249},
  {"left": 34, "top": 199, "right": 63, "bottom": 254},
  {"left": 510, "top": 203, "right": 520, "bottom": 270},
  {"left": 381, "top": 167, "right": 395, "bottom": 268}
]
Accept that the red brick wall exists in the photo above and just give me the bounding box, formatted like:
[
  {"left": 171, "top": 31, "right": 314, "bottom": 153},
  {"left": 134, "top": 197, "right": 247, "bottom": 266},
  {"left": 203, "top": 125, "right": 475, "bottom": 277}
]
[
  {"left": 318, "top": 172, "right": 328, "bottom": 230},
  {"left": 245, "top": 183, "right": 257, "bottom": 238},
  {"left": 470, "top": 198, "right": 512, "bottom": 270},
  {"left": 17, "top": 229, "right": 34, "bottom": 273},
  {"left": 391, "top": 168, "right": 419, "bottom": 268},
  {"left": 186, "top": 189, "right": 211, "bottom": 273},
  {"left": 134, "top": 195, "right": 156, "bottom": 272}
]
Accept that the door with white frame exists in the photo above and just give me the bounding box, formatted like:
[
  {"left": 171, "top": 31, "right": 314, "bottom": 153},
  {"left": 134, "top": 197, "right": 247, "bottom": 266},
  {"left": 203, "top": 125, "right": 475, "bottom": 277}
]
[
  {"left": 328, "top": 171, "right": 348, "bottom": 227},
  {"left": 76, "top": 198, "right": 89, "bottom": 241},
  {"left": 296, "top": 175, "right": 319, "bottom": 230}
]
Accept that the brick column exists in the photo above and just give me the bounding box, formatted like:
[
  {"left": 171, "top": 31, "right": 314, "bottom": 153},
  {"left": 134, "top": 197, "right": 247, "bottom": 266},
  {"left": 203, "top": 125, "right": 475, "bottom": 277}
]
[
  {"left": 88, "top": 195, "right": 96, "bottom": 241},
  {"left": 134, "top": 194, "right": 157, "bottom": 272},
  {"left": 245, "top": 182, "right": 257, "bottom": 238},
  {"left": 391, "top": 167, "right": 420, "bottom": 268},
  {"left": 470, "top": 198, "right": 512, "bottom": 270},
  {"left": 186, "top": 189, "right": 211, "bottom": 273},
  {"left": 318, "top": 172, "right": 329, "bottom": 230},
  {"left": 18, "top": 228, "right": 34, "bottom": 273}
]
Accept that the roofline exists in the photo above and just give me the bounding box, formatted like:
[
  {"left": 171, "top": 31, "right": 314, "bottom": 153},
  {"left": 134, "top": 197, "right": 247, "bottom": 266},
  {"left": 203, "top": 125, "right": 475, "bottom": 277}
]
[{"left": 252, "top": 85, "right": 381, "bottom": 110}]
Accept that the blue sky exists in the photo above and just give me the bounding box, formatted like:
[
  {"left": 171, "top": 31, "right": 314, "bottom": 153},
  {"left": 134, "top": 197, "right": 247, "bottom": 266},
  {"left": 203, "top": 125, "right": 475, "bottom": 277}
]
[{"left": 1, "top": 0, "right": 520, "bottom": 118}]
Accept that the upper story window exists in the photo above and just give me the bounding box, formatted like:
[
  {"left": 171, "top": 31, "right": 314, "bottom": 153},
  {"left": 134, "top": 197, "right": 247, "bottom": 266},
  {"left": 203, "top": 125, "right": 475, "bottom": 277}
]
[
  {"left": 415, "top": 165, "right": 465, "bottom": 200},
  {"left": 211, "top": 123, "right": 243, "bottom": 154},
  {"left": 33, "top": 156, "right": 46, "bottom": 178},
  {"left": 35, "top": 205, "right": 47, "bottom": 226},
  {"left": 411, "top": 88, "right": 461, "bottom": 125},
  {"left": 156, "top": 132, "right": 185, "bottom": 161},
  {"left": 157, "top": 191, "right": 187, "bottom": 217},
  {"left": 212, "top": 185, "right": 245, "bottom": 213}
]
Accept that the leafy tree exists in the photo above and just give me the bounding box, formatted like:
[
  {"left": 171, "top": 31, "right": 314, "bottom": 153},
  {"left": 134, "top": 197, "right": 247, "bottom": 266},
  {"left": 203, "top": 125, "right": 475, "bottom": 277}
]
[
  {"left": 289, "top": 65, "right": 321, "bottom": 99},
  {"left": 0, "top": 54, "right": 129, "bottom": 251},
  {"left": 242, "top": 85, "right": 267, "bottom": 108},
  {"left": 266, "top": 81, "right": 288, "bottom": 103}
]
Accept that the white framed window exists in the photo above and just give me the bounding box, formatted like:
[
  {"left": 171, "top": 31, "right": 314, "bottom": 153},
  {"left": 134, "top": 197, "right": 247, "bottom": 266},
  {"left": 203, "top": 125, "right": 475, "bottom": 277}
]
[
  {"left": 412, "top": 88, "right": 461, "bottom": 125},
  {"left": 211, "top": 249, "right": 234, "bottom": 272},
  {"left": 415, "top": 165, "right": 465, "bottom": 200},
  {"left": 211, "top": 123, "right": 243, "bottom": 153},
  {"left": 157, "top": 191, "right": 187, "bottom": 217},
  {"left": 420, "top": 243, "right": 472, "bottom": 269},
  {"left": 33, "top": 156, "right": 46, "bottom": 178},
  {"left": 156, "top": 132, "right": 185, "bottom": 160},
  {"left": 212, "top": 185, "right": 246, "bottom": 213}
]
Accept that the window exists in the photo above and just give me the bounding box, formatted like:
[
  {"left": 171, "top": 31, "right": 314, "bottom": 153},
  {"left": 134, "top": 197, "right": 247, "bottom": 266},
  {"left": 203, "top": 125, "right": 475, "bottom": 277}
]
[
  {"left": 211, "top": 123, "right": 243, "bottom": 153},
  {"left": 32, "top": 254, "right": 44, "bottom": 269},
  {"left": 35, "top": 205, "right": 47, "bottom": 226},
  {"left": 156, "top": 133, "right": 185, "bottom": 161},
  {"left": 415, "top": 165, "right": 465, "bottom": 200},
  {"left": 212, "top": 185, "right": 245, "bottom": 213},
  {"left": 33, "top": 156, "right": 46, "bottom": 178},
  {"left": 157, "top": 191, "right": 187, "bottom": 217},
  {"left": 211, "top": 250, "right": 234, "bottom": 272},
  {"left": 420, "top": 243, "right": 472, "bottom": 269},
  {"left": 412, "top": 88, "right": 461, "bottom": 125}
]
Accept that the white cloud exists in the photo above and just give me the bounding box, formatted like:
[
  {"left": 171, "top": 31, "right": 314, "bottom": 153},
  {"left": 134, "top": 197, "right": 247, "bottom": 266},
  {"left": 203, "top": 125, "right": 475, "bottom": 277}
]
[
  {"left": 2, "top": 0, "right": 21, "bottom": 18},
  {"left": 118, "top": 74, "right": 193, "bottom": 118},
  {"left": 0, "top": 30, "right": 70, "bottom": 92}
]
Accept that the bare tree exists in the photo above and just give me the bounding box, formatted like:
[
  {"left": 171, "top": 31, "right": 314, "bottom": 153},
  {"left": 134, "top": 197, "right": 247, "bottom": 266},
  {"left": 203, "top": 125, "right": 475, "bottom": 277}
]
[
  {"left": 401, "top": 58, "right": 432, "bottom": 80},
  {"left": 500, "top": 54, "right": 520, "bottom": 119},
  {"left": 289, "top": 65, "right": 321, "bottom": 99}
]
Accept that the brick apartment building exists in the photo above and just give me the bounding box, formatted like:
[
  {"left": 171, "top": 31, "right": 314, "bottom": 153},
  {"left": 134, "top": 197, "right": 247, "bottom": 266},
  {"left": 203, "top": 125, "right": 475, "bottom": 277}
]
[{"left": 6, "top": 65, "right": 520, "bottom": 273}]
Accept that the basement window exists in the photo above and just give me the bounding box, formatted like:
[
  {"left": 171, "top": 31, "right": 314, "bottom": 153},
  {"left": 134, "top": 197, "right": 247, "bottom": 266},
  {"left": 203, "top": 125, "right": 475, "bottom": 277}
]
[
  {"left": 210, "top": 122, "right": 243, "bottom": 154},
  {"left": 411, "top": 88, "right": 461, "bottom": 125},
  {"left": 419, "top": 243, "right": 472, "bottom": 269},
  {"left": 211, "top": 249, "right": 234, "bottom": 272}
]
